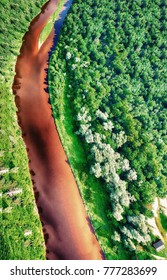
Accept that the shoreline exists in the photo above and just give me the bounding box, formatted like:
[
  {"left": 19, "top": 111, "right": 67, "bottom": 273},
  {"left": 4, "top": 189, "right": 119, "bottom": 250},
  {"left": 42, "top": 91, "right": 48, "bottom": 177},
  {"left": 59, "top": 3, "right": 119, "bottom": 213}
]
[{"left": 12, "top": 0, "right": 104, "bottom": 260}]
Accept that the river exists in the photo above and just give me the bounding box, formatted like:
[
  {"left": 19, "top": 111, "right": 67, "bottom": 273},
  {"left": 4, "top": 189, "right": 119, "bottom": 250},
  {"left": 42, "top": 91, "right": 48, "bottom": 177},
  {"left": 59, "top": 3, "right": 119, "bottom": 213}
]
[{"left": 12, "top": 0, "right": 104, "bottom": 260}]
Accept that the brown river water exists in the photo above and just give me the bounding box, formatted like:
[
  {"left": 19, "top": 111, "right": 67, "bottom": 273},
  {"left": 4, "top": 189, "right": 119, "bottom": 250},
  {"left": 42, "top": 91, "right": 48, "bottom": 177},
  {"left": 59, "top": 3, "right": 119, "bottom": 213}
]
[{"left": 12, "top": 0, "right": 104, "bottom": 260}]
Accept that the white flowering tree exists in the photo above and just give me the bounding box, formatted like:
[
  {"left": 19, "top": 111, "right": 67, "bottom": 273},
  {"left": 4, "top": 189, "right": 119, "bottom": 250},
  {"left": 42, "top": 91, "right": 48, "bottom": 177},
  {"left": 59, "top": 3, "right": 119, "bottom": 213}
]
[
  {"left": 128, "top": 169, "right": 137, "bottom": 181},
  {"left": 66, "top": 51, "right": 72, "bottom": 60},
  {"left": 76, "top": 104, "right": 139, "bottom": 223}
]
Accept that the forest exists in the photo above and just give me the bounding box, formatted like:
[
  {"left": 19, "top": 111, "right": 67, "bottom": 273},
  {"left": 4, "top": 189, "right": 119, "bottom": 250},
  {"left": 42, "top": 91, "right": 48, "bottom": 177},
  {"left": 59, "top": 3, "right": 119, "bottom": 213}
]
[
  {"left": 0, "top": 0, "right": 46, "bottom": 259},
  {"left": 49, "top": 0, "right": 167, "bottom": 259}
]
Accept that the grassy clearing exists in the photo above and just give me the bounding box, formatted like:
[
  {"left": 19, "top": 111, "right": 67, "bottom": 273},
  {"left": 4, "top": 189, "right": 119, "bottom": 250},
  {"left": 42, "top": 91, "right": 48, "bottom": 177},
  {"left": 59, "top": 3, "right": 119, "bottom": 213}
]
[
  {"left": 39, "top": 0, "right": 67, "bottom": 45},
  {"left": 155, "top": 212, "right": 167, "bottom": 258},
  {"left": 149, "top": 204, "right": 167, "bottom": 259},
  {"left": 160, "top": 213, "right": 167, "bottom": 232}
]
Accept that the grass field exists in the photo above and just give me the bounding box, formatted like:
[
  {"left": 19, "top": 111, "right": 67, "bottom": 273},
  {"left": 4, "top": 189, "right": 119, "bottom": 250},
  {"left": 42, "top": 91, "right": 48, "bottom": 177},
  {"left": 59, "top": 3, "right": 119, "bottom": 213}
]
[{"left": 39, "top": 0, "right": 67, "bottom": 46}]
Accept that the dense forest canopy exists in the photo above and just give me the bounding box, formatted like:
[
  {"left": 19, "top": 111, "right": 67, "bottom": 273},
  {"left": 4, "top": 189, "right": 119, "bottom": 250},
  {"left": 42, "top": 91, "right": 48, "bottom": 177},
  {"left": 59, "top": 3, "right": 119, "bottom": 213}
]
[{"left": 49, "top": 0, "right": 167, "bottom": 259}]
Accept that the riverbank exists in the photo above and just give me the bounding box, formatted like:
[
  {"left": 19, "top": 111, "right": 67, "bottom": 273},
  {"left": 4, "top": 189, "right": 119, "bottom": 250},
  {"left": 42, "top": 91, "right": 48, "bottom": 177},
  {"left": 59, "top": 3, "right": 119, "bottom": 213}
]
[
  {"left": 12, "top": 0, "right": 104, "bottom": 260},
  {"left": 48, "top": 71, "right": 123, "bottom": 259}
]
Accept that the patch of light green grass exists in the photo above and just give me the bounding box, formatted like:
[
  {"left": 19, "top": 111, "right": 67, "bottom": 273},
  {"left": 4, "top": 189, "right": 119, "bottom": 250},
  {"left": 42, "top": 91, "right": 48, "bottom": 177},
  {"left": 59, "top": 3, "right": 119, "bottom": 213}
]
[
  {"left": 39, "top": 0, "right": 67, "bottom": 45},
  {"left": 160, "top": 212, "right": 167, "bottom": 232}
]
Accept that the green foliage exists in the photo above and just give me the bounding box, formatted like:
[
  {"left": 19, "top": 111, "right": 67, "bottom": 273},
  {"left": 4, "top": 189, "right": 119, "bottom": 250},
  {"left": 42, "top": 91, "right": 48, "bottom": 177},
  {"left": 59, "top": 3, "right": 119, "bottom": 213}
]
[
  {"left": 160, "top": 212, "right": 167, "bottom": 232},
  {"left": 39, "top": 0, "right": 67, "bottom": 44},
  {"left": 49, "top": 0, "right": 167, "bottom": 259},
  {"left": 0, "top": 0, "right": 46, "bottom": 260}
]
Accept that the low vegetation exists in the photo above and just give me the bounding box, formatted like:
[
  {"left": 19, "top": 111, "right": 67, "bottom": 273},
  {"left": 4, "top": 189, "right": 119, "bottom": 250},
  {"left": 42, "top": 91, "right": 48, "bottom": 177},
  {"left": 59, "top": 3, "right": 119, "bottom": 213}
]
[{"left": 39, "top": 0, "right": 67, "bottom": 45}]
